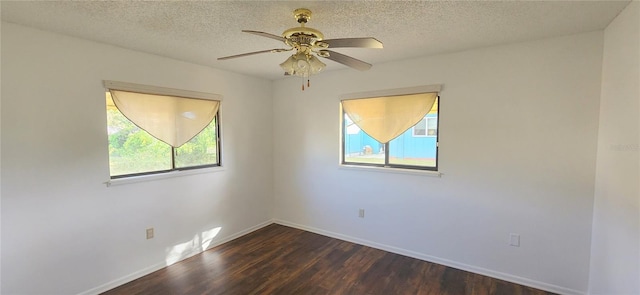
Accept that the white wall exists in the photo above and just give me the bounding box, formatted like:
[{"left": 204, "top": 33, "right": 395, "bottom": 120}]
[
  {"left": 589, "top": 2, "right": 640, "bottom": 294},
  {"left": 273, "top": 31, "right": 604, "bottom": 294},
  {"left": 0, "top": 19, "right": 3, "bottom": 294},
  {"left": 1, "top": 23, "right": 273, "bottom": 294}
]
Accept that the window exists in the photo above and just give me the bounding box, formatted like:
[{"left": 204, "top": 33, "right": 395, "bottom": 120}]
[
  {"left": 104, "top": 81, "right": 222, "bottom": 178},
  {"left": 341, "top": 85, "right": 440, "bottom": 171}
]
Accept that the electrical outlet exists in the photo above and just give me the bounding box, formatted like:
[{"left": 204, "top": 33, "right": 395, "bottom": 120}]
[
  {"left": 509, "top": 233, "right": 520, "bottom": 247},
  {"left": 358, "top": 209, "right": 365, "bottom": 218},
  {"left": 146, "top": 228, "right": 154, "bottom": 239}
]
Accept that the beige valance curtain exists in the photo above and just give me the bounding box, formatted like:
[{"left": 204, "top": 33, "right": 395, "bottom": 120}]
[
  {"left": 342, "top": 92, "right": 438, "bottom": 143},
  {"left": 109, "top": 90, "right": 220, "bottom": 147}
]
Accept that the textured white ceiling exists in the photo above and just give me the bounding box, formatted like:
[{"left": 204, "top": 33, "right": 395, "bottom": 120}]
[{"left": 1, "top": 0, "right": 630, "bottom": 80}]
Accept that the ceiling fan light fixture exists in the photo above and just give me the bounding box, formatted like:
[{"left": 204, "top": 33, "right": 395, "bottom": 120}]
[
  {"left": 280, "top": 52, "right": 325, "bottom": 77},
  {"left": 279, "top": 55, "right": 297, "bottom": 75},
  {"left": 308, "top": 55, "right": 326, "bottom": 74}
]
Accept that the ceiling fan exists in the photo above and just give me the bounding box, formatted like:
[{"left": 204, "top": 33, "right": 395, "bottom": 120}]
[{"left": 218, "top": 8, "right": 383, "bottom": 89}]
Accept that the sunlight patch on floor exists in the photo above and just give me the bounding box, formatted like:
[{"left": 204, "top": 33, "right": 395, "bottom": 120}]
[{"left": 165, "top": 226, "right": 221, "bottom": 265}]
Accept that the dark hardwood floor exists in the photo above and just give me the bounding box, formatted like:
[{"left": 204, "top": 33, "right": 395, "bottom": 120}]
[{"left": 102, "top": 224, "right": 556, "bottom": 295}]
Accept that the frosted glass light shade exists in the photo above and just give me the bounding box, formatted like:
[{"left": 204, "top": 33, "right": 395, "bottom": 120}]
[{"left": 280, "top": 52, "right": 326, "bottom": 77}]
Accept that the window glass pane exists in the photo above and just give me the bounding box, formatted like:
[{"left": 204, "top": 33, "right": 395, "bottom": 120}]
[
  {"left": 175, "top": 117, "right": 218, "bottom": 168},
  {"left": 388, "top": 115, "right": 437, "bottom": 168},
  {"left": 343, "top": 114, "right": 385, "bottom": 165},
  {"left": 107, "top": 107, "right": 172, "bottom": 176}
]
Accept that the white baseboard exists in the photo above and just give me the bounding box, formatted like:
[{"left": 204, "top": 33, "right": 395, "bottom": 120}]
[
  {"left": 77, "top": 262, "right": 166, "bottom": 295},
  {"left": 273, "top": 219, "right": 585, "bottom": 295},
  {"left": 77, "top": 220, "right": 274, "bottom": 295}
]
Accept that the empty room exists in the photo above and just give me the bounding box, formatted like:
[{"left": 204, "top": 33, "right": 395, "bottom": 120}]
[{"left": 1, "top": 1, "right": 638, "bottom": 295}]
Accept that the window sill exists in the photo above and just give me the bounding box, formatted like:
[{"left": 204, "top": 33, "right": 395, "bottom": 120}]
[
  {"left": 338, "top": 164, "right": 442, "bottom": 177},
  {"left": 105, "top": 166, "right": 225, "bottom": 187}
]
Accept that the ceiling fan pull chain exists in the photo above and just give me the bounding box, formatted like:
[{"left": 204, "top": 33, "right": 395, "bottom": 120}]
[
  {"left": 302, "top": 76, "right": 305, "bottom": 91},
  {"left": 307, "top": 79, "right": 310, "bottom": 88}
]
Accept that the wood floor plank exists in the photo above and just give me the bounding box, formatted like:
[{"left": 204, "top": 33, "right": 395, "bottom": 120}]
[{"left": 101, "top": 224, "right": 557, "bottom": 295}]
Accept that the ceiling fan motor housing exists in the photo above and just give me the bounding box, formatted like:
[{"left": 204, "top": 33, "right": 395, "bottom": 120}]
[
  {"left": 282, "top": 8, "right": 327, "bottom": 50},
  {"left": 282, "top": 27, "right": 324, "bottom": 45}
]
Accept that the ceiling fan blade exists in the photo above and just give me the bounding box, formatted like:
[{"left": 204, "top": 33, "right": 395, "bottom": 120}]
[
  {"left": 322, "top": 37, "right": 383, "bottom": 49},
  {"left": 218, "top": 48, "right": 289, "bottom": 60},
  {"left": 242, "top": 30, "right": 286, "bottom": 43},
  {"left": 320, "top": 50, "right": 372, "bottom": 71}
]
